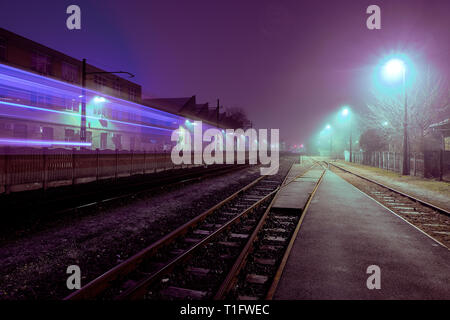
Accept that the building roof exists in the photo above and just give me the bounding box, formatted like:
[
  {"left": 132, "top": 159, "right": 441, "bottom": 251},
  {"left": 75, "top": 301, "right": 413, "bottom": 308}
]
[{"left": 143, "top": 97, "right": 194, "bottom": 115}]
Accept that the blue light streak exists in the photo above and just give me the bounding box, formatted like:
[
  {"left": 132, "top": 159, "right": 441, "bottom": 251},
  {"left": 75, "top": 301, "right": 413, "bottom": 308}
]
[{"left": 0, "top": 138, "right": 92, "bottom": 147}]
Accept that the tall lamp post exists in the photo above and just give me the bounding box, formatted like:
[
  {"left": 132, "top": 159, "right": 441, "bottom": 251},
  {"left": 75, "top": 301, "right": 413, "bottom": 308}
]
[
  {"left": 341, "top": 107, "right": 352, "bottom": 162},
  {"left": 382, "top": 58, "right": 408, "bottom": 175},
  {"left": 80, "top": 58, "right": 135, "bottom": 143},
  {"left": 325, "top": 124, "right": 332, "bottom": 159}
]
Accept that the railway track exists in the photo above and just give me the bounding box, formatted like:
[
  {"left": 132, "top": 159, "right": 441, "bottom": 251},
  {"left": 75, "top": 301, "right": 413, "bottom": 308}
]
[
  {"left": 215, "top": 160, "right": 327, "bottom": 300},
  {"left": 328, "top": 161, "right": 450, "bottom": 248},
  {"left": 64, "top": 157, "right": 326, "bottom": 300}
]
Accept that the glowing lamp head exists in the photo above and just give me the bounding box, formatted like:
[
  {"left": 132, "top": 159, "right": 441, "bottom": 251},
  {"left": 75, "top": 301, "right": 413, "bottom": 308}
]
[
  {"left": 300, "top": 144, "right": 304, "bottom": 148},
  {"left": 325, "top": 124, "right": 331, "bottom": 130},
  {"left": 383, "top": 121, "right": 389, "bottom": 126},
  {"left": 382, "top": 59, "right": 405, "bottom": 80},
  {"left": 342, "top": 108, "right": 349, "bottom": 116},
  {"left": 93, "top": 96, "right": 106, "bottom": 103}
]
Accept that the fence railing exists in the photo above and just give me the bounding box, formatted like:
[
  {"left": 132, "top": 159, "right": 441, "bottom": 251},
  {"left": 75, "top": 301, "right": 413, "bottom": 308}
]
[
  {"left": 0, "top": 147, "right": 259, "bottom": 194},
  {"left": 349, "top": 150, "right": 449, "bottom": 180}
]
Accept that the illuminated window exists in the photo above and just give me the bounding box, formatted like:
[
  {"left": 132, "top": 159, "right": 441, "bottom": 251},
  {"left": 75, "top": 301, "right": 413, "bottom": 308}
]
[
  {"left": 62, "top": 62, "right": 79, "bottom": 83},
  {"left": 32, "top": 51, "right": 52, "bottom": 75},
  {"left": 100, "top": 132, "right": 108, "bottom": 149},
  {"left": 0, "top": 38, "right": 6, "bottom": 61},
  {"left": 113, "top": 134, "right": 122, "bottom": 150}
]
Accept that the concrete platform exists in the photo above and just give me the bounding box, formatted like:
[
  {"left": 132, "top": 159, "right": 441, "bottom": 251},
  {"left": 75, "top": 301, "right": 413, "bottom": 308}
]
[
  {"left": 273, "top": 167, "right": 323, "bottom": 211},
  {"left": 274, "top": 170, "right": 450, "bottom": 300}
]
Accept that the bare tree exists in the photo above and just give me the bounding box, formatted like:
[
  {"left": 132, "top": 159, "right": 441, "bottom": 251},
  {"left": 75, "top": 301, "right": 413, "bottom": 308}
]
[
  {"left": 226, "top": 107, "right": 251, "bottom": 129},
  {"left": 364, "top": 66, "right": 449, "bottom": 153}
]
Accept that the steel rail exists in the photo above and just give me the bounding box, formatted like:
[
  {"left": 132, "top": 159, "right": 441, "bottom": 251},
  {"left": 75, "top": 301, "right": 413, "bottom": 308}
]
[
  {"left": 64, "top": 168, "right": 270, "bottom": 300},
  {"left": 266, "top": 165, "right": 326, "bottom": 299},
  {"left": 328, "top": 162, "right": 450, "bottom": 217},
  {"left": 214, "top": 161, "right": 322, "bottom": 299},
  {"left": 118, "top": 187, "right": 280, "bottom": 300}
]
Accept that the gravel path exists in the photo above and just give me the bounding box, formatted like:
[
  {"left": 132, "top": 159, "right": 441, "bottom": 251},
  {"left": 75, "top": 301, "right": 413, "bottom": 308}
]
[{"left": 0, "top": 160, "right": 295, "bottom": 300}]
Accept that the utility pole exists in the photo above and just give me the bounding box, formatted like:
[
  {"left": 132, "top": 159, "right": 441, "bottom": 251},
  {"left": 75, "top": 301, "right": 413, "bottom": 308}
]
[
  {"left": 402, "top": 67, "right": 409, "bottom": 175},
  {"left": 80, "top": 59, "right": 87, "bottom": 142},
  {"left": 79, "top": 58, "right": 135, "bottom": 144},
  {"left": 216, "top": 99, "right": 220, "bottom": 128},
  {"left": 349, "top": 121, "right": 352, "bottom": 162},
  {"left": 330, "top": 135, "right": 333, "bottom": 160}
]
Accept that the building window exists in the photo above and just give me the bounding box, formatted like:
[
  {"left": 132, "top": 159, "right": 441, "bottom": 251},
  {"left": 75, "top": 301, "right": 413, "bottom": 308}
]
[
  {"left": 41, "top": 127, "right": 54, "bottom": 140},
  {"left": 113, "top": 80, "right": 122, "bottom": 96},
  {"left": 65, "top": 98, "right": 79, "bottom": 112},
  {"left": 13, "top": 124, "right": 27, "bottom": 138},
  {"left": 94, "top": 75, "right": 107, "bottom": 89},
  {"left": 130, "top": 136, "right": 135, "bottom": 151},
  {"left": 100, "top": 132, "right": 108, "bottom": 149},
  {"left": 128, "top": 87, "right": 137, "bottom": 102},
  {"left": 112, "top": 109, "right": 119, "bottom": 120},
  {"left": 112, "top": 134, "right": 122, "bottom": 150},
  {"left": 32, "top": 51, "right": 52, "bottom": 75},
  {"left": 0, "top": 38, "right": 6, "bottom": 61},
  {"left": 65, "top": 129, "right": 75, "bottom": 141},
  {"left": 62, "top": 62, "right": 79, "bottom": 83}
]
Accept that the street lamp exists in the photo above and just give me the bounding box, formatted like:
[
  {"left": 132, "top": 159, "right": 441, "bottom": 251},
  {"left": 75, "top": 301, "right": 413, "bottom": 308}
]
[
  {"left": 80, "top": 58, "right": 135, "bottom": 143},
  {"left": 325, "top": 124, "right": 332, "bottom": 159},
  {"left": 382, "top": 58, "right": 408, "bottom": 175},
  {"left": 341, "top": 106, "right": 352, "bottom": 162}
]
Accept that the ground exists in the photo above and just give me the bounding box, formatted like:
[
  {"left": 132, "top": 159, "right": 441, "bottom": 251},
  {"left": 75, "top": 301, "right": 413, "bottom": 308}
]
[
  {"left": 334, "top": 160, "right": 450, "bottom": 211},
  {"left": 0, "top": 165, "right": 265, "bottom": 300}
]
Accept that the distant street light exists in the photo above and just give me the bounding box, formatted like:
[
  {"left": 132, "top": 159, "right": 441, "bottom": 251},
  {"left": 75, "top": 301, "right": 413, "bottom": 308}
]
[{"left": 381, "top": 57, "right": 409, "bottom": 175}]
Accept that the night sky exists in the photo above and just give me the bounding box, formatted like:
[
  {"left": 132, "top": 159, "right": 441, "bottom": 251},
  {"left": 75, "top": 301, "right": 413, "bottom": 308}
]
[{"left": 1, "top": 0, "right": 449, "bottom": 146}]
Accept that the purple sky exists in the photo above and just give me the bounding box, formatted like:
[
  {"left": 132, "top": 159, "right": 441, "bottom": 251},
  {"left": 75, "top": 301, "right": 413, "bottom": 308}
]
[{"left": 1, "top": 0, "right": 449, "bottom": 146}]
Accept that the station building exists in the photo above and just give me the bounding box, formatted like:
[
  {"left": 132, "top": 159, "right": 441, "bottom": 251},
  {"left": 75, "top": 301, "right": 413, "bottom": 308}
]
[{"left": 0, "top": 27, "right": 159, "bottom": 151}]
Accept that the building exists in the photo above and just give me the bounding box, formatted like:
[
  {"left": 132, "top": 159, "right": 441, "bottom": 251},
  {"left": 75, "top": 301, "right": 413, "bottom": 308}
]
[
  {"left": 0, "top": 28, "right": 141, "bottom": 102},
  {"left": 144, "top": 96, "right": 245, "bottom": 129},
  {"left": 0, "top": 28, "right": 181, "bottom": 151},
  {"left": 0, "top": 28, "right": 253, "bottom": 152}
]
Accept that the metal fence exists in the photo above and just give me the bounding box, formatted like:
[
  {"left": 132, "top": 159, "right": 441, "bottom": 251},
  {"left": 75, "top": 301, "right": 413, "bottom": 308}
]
[
  {"left": 350, "top": 150, "right": 450, "bottom": 180},
  {"left": 0, "top": 147, "right": 257, "bottom": 194}
]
